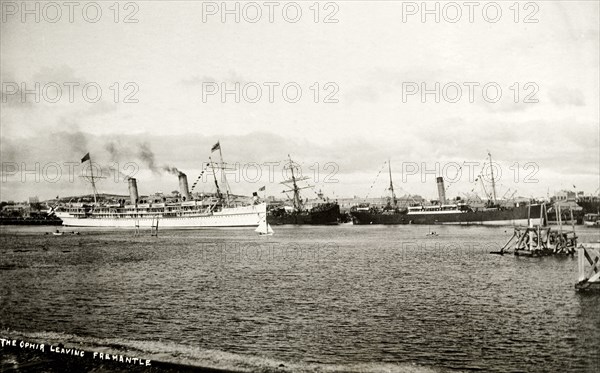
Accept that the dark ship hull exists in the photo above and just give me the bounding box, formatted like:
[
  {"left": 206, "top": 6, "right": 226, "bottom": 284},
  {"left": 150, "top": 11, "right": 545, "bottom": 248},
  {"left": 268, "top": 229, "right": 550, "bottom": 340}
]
[
  {"left": 0, "top": 216, "right": 63, "bottom": 226},
  {"left": 351, "top": 210, "right": 406, "bottom": 225},
  {"left": 352, "top": 204, "right": 543, "bottom": 226},
  {"left": 268, "top": 203, "right": 340, "bottom": 225}
]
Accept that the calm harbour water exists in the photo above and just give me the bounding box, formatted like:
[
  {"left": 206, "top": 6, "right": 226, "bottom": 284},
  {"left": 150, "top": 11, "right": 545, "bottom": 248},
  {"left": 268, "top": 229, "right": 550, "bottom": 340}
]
[{"left": 1, "top": 225, "right": 599, "bottom": 372}]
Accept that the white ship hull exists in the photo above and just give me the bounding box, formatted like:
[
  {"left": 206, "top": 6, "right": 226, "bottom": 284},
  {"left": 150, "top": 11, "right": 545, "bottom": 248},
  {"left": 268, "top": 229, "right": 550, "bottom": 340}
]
[
  {"left": 437, "top": 218, "right": 543, "bottom": 226},
  {"left": 56, "top": 203, "right": 266, "bottom": 229}
]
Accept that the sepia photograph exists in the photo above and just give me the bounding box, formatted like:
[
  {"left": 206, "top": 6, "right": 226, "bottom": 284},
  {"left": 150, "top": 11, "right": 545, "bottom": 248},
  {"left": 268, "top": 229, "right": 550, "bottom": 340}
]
[{"left": 1, "top": 1, "right": 599, "bottom": 372}]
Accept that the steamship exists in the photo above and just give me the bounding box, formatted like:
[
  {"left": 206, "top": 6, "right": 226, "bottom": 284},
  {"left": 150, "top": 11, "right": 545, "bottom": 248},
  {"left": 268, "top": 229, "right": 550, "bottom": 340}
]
[
  {"left": 53, "top": 148, "right": 266, "bottom": 229},
  {"left": 349, "top": 160, "right": 406, "bottom": 225},
  {"left": 351, "top": 155, "right": 544, "bottom": 226}
]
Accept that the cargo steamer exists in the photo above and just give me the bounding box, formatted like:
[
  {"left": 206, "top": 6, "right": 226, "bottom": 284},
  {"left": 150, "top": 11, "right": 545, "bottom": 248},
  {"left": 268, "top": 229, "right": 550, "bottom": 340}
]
[
  {"left": 351, "top": 202, "right": 543, "bottom": 225},
  {"left": 403, "top": 203, "right": 542, "bottom": 225},
  {"left": 351, "top": 155, "right": 543, "bottom": 226}
]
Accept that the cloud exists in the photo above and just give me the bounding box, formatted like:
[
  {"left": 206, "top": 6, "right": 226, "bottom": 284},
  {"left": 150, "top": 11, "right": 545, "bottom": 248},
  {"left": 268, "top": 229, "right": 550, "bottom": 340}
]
[
  {"left": 181, "top": 76, "right": 215, "bottom": 86},
  {"left": 548, "top": 86, "right": 585, "bottom": 107},
  {"left": 1, "top": 82, "right": 35, "bottom": 107},
  {"left": 343, "top": 85, "right": 381, "bottom": 104},
  {"left": 31, "top": 65, "right": 83, "bottom": 83},
  {"left": 181, "top": 70, "right": 248, "bottom": 86},
  {"left": 85, "top": 100, "right": 118, "bottom": 116},
  {"left": 2, "top": 122, "right": 598, "bottom": 201}
]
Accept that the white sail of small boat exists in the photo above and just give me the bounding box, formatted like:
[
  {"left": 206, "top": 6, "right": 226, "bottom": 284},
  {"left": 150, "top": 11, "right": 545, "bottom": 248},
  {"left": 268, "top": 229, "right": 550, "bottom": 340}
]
[{"left": 255, "top": 217, "right": 274, "bottom": 236}]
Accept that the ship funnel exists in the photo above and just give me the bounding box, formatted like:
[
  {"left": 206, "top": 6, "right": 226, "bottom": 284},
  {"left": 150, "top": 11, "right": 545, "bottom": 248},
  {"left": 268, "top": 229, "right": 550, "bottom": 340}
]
[
  {"left": 128, "top": 178, "right": 139, "bottom": 205},
  {"left": 179, "top": 173, "right": 191, "bottom": 201},
  {"left": 436, "top": 177, "right": 446, "bottom": 205}
]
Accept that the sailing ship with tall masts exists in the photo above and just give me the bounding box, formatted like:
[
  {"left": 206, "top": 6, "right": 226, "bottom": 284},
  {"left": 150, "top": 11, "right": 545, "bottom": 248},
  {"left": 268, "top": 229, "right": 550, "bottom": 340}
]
[
  {"left": 267, "top": 155, "right": 340, "bottom": 225},
  {"left": 53, "top": 142, "right": 266, "bottom": 228}
]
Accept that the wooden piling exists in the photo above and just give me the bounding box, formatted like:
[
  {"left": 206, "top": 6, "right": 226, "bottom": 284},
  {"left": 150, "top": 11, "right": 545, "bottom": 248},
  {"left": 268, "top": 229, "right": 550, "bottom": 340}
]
[
  {"left": 575, "top": 243, "right": 600, "bottom": 291},
  {"left": 151, "top": 216, "right": 159, "bottom": 237},
  {"left": 500, "top": 204, "right": 577, "bottom": 257}
]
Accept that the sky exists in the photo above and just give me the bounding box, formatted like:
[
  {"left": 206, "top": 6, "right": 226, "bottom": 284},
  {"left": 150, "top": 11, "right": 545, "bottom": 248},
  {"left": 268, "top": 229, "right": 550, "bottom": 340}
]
[{"left": 1, "top": 0, "right": 599, "bottom": 202}]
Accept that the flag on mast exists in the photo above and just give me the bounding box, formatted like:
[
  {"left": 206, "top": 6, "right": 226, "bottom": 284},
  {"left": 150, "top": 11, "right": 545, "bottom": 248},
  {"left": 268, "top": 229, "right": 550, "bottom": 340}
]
[
  {"left": 211, "top": 142, "right": 220, "bottom": 152},
  {"left": 81, "top": 153, "right": 91, "bottom": 163}
]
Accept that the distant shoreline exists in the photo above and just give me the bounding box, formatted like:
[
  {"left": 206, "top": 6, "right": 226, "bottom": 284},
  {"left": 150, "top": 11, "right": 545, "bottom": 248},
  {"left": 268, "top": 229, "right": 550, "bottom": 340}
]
[{"left": 0, "top": 218, "right": 62, "bottom": 226}]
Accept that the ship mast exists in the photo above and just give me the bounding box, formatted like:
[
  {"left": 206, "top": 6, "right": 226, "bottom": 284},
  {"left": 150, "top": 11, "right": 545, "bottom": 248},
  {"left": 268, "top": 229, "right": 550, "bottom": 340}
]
[
  {"left": 280, "top": 155, "right": 310, "bottom": 211},
  {"left": 289, "top": 155, "right": 302, "bottom": 210},
  {"left": 90, "top": 156, "right": 97, "bottom": 205},
  {"left": 216, "top": 144, "right": 231, "bottom": 206},
  {"left": 488, "top": 151, "right": 497, "bottom": 203},
  {"left": 388, "top": 159, "right": 397, "bottom": 207},
  {"left": 208, "top": 157, "right": 223, "bottom": 201},
  {"left": 82, "top": 153, "right": 98, "bottom": 205},
  {"left": 479, "top": 176, "right": 490, "bottom": 200}
]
